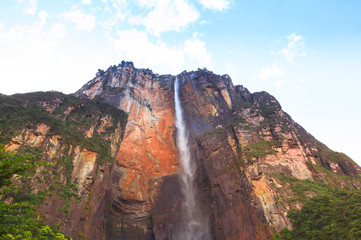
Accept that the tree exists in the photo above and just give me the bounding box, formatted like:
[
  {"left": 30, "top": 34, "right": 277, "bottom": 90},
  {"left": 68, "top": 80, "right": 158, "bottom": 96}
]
[
  {"left": 0, "top": 144, "right": 37, "bottom": 192},
  {"left": 0, "top": 145, "right": 71, "bottom": 239}
]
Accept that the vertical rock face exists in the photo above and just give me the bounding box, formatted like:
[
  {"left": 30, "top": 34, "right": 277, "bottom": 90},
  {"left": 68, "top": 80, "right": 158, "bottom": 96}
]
[
  {"left": 1, "top": 93, "right": 128, "bottom": 239},
  {"left": 3, "top": 62, "right": 361, "bottom": 239},
  {"left": 76, "top": 62, "right": 361, "bottom": 239},
  {"left": 76, "top": 62, "right": 180, "bottom": 238}
]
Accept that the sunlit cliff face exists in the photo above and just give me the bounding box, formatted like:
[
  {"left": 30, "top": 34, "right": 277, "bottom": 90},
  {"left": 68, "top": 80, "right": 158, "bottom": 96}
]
[{"left": 3, "top": 62, "right": 360, "bottom": 240}]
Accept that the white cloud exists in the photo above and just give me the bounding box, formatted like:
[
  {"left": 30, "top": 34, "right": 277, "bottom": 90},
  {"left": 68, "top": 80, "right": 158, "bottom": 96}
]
[
  {"left": 184, "top": 38, "right": 212, "bottom": 65},
  {"left": 108, "top": 0, "right": 127, "bottom": 21},
  {"left": 136, "top": 0, "right": 156, "bottom": 8},
  {"left": 225, "top": 62, "right": 240, "bottom": 82},
  {"left": 259, "top": 63, "right": 285, "bottom": 80},
  {"left": 296, "top": 78, "right": 309, "bottom": 89},
  {"left": 82, "top": 0, "right": 92, "bottom": 4},
  {"left": 0, "top": 13, "right": 67, "bottom": 94},
  {"left": 110, "top": 29, "right": 183, "bottom": 72},
  {"left": 109, "top": 29, "right": 212, "bottom": 74},
  {"left": 198, "top": 0, "right": 230, "bottom": 11},
  {"left": 279, "top": 33, "right": 306, "bottom": 62},
  {"left": 275, "top": 79, "right": 284, "bottom": 92},
  {"left": 130, "top": 0, "right": 199, "bottom": 36},
  {"left": 99, "top": 0, "right": 128, "bottom": 29},
  {"left": 26, "top": 0, "right": 38, "bottom": 15},
  {"left": 63, "top": 9, "right": 96, "bottom": 32},
  {"left": 299, "top": 78, "right": 309, "bottom": 84},
  {"left": 17, "top": 0, "right": 38, "bottom": 15},
  {"left": 200, "top": 19, "right": 210, "bottom": 25},
  {"left": 38, "top": 10, "right": 48, "bottom": 25},
  {"left": 0, "top": 12, "right": 66, "bottom": 53}
]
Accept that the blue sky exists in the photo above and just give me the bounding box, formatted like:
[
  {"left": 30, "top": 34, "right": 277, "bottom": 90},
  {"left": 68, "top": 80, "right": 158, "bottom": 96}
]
[{"left": 1, "top": 0, "right": 360, "bottom": 165}]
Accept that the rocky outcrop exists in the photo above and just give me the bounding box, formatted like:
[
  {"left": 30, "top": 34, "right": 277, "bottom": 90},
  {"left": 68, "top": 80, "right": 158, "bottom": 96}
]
[
  {"left": 76, "top": 62, "right": 361, "bottom": 238},
  {"left": 2, "top": 62, "right": 361, "bottom": 239},
  {"left": 76, "top": 62, "right": 180, "bottom": 238},
  {"left": 1, "top": 92, "right": 128, "bottom": 239}
]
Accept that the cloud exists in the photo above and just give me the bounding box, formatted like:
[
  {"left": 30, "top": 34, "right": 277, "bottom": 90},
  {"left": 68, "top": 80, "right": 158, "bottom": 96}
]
[
  {"left": 98, "top": 0, "right": 128, "bottom": 29},
  {"left": 259, "top": 63, "right": 285, "bottom": 80},
  {"left": 299, "top": 78, "right": 309, "bottom": 84},
  {"left": 17, "top": 0, "right": 38, "bottom": 15},
  {"left": 198, "top": 0, "right": 230, "bottom": 11},
  {"left": 0, "top": 11, "right": 66, "bottom": 53},
  {"left": 275, "top": 79, "right": 284, "bottom": 92},
  {"left": 38, "top": 10, "right": 48, "bottom": 25},
  {"left": 279, "top": 33, "right": 306, "bottom": 62},
  {"left": 109, "top": 28, "right": 212, "bottom": 73},
  {"left": 130, "top": 0, "right": 199, "bottom": 36},
  {"left": 224, "top": 62, "right": 241, "bottom": 82},
  {"left": 82, "top": 0, "right": 92, "bottom": 4},
  {"left": 184, "top": 38, "right": 212, "bottom": 66},
  {"left": 107, "top": 0, "right": 127, "bottom": 21},
  {"left": 63, "top": 9, "right": 96, "bottom": 32},
  {"left": 0, "top": 13, "right": 67, "bottom": 94}
]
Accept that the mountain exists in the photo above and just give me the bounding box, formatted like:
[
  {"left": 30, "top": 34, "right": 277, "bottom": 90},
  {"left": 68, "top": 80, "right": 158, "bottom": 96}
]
[{"left": 1, "top": 61, "right": 361, "bottom": 239}]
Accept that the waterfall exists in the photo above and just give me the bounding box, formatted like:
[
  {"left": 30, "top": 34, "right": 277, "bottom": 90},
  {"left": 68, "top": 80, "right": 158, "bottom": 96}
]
[{"left": 174, "top": 77, "right": 210, "bottom": 240}]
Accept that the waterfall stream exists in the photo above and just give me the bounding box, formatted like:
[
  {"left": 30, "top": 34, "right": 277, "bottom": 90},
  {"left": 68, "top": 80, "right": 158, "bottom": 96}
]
[{"left": 174, "top": 77, "right": 210, "bottom": 240}]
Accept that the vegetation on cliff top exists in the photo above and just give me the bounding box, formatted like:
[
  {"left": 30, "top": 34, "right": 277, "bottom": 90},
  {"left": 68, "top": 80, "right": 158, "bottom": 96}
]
[
  {"left": 0, "top": 92, "right": 127, "bottom": 163},
  {"left": 0, "top": 92, "right": 128, "bottom": 238}
]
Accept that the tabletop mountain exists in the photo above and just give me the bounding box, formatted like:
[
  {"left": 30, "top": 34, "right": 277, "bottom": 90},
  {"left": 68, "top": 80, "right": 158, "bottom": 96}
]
[{"left": 1, "top": 61, "right": 360, "bottom": 239}]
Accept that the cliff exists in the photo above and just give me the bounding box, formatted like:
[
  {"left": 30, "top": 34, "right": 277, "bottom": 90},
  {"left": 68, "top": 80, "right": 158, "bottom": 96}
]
[{"left": 1, "top": 61, "right": 361, "bottom": 239}]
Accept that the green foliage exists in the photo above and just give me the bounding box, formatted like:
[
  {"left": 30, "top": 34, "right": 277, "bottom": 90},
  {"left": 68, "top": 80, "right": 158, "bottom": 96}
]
[
  {"left": 0, "top": 92, "right": 126, "bottom": 238},
  {"left": 273, "top": 173, "right": 361, "bottom": 240},
  {"left": 273, "top": 228, "right": 292, "bottom": 240},
  {"left": 243, "top": 125, "right": 256, "bottom": 131},
  {"left": 229, "top": 117, "right": 247, "bottom": 127},
  {"left": 0, "top": 201, "right": 70, "bottom": 239},
  {"left": 243, "top": 139, "right": 276, "bottom": 159},
  {"left": 239, "top": 101, "right": 255, "bottom": 109},
  {"left": 0, "top": 146, "right": 71, "bottom": 239},
  {"left": 48, "top": 156, "right": 80, "bottom": 217},
  {"left": 204, "top": 127, "right": 226, "bottom": 137},
  {"left": 316, "top": 140, "right": 356, "bottom": 165},
  {"left": 85, "top": 133, "right": 113, "bottom": 164},
  {"left": 0, "top": 145, "right": 41, "bottom": 193},
  {"left": 260, "top": 103, "right": 277, "bottom": 116},
  {"left": 0, "top": 92, "right": 127, "bottom": 164},
  {"left": 0, "top": 94, "right": 59, "bottom": 144},
  {"left": 11, "top": 189, "right": 47, "bottom": 205},
  {"left": 274, "top": 173, "right": 332, "bottom": 203},
  {"left": 312, "top": 163, "right": 361, "bottom": 189},
  {"left": 275, "top": 188, "right": 361, "bottom": 240}
]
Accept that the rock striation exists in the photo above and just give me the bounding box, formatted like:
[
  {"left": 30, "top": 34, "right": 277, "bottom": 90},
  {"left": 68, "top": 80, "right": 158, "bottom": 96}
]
[{"left": 2, "top": 61, "right": 361, "bottom": 239}]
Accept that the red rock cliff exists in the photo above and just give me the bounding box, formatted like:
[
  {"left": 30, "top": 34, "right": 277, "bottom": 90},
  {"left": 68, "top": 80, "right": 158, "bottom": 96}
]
[
  {"left": 3, "top": 62, "right": 361, "bottom": 240},
  {"left": 76, "top": 62, "right": 361, "bottom": 239}
]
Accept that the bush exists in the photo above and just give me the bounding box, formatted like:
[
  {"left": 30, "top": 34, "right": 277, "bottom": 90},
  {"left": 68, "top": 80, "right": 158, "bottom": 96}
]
[
  {"left": 273, "top": 173, "right": 361, "bottom": 240},
  {"left": 0, "top": 146, "right": 71, "bottom": 239},
  {"left": 243, "top": 139, "right": 276, "bottom": 159}
]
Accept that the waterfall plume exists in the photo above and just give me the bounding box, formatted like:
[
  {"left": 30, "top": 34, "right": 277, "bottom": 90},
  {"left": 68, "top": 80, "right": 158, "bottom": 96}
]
[{"left": 174, "top": 77, "right": 211, "bottom": 240}]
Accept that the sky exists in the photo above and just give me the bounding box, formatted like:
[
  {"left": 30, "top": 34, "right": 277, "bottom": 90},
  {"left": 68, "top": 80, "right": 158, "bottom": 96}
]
[{"left": 0, "top": 0, "right": 360, "bottom": 165}]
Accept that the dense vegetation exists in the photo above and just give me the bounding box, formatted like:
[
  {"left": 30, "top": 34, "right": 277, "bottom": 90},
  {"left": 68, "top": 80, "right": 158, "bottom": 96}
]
[
  {"left": 0, "top": 145, "right": 70, "bottom": 239},
  {"left": 0, "top": 92, "right": 127, "bottom": 163},
  {"left": 0, "top": 145, "right": 39, "bottom": 194},
  {"left": 0, "top": 92, "right": 128, "bottom": 239},
  {"left": 273, "top": 173, "right": 361, "bottom": 240},
  {"left": 242, "top": 139, "right": 276, "bottom": 159}
]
